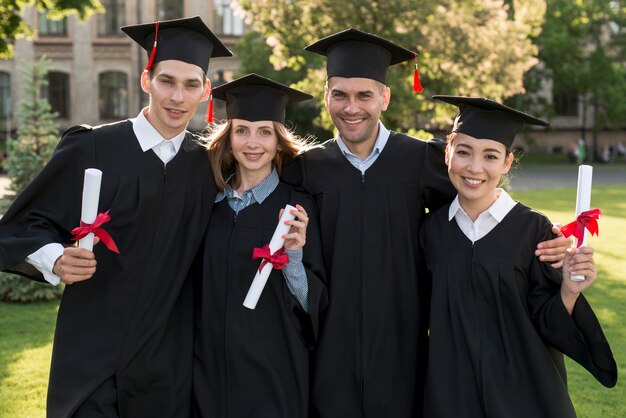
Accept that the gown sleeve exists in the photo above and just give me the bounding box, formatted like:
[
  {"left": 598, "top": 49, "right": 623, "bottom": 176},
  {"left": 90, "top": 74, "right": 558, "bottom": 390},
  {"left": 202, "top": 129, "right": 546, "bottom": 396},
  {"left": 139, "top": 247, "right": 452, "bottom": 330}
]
[
  {"left": 288, "top": 193, "right": 328, "bottom": 350},
  {"left": 527, "top": 224, "right": 618, "bottom": 388},
  {"left": 0, "top": 126, "right": 93, "bottom": 281},
  {"left": 420, "top": 139, "right": 456, "bottom": 212}
]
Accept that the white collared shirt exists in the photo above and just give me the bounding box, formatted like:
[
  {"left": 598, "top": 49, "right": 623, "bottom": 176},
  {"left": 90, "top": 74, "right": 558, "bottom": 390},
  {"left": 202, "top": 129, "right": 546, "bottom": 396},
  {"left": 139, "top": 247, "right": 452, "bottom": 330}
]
[
  {"left": 27, "top": 110, "right": 188, "bottom": 284},
  {"left": 336, "top": 121, "right": 390, "bottom": 174},
  {"left": 448, "top": 189, "right": 518, "bottom": 244},
  {"left": 131, "top": 108, "right": 186, "bottom": 164}
]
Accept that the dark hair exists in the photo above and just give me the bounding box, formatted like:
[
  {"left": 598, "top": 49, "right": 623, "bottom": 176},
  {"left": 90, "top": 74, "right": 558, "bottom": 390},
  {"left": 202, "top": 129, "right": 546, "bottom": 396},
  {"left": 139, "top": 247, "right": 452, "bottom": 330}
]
[{"left": 445, "top": 131, "right": 516, "bottom": 188}]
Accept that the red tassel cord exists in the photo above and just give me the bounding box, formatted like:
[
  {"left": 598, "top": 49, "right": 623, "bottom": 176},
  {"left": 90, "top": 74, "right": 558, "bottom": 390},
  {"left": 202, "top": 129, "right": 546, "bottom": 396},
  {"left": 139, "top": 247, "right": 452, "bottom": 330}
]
[
  {"left": 144, "top": 21, "right": 160, "bottom": 71},
  {"left": 206, "top": 90, "right": 214, "bottom": 123},
  {"left": 413, "top": 52, "right": 423, "bottom": 93}
]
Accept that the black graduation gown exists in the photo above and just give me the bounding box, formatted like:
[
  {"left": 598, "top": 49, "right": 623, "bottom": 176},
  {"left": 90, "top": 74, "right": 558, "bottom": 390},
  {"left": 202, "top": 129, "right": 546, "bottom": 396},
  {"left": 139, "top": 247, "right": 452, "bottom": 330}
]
[
  {"left": 420, "top": 202, "right": 617, "bottom": 418},
  {"left": 193, "top": 182, "right": 328, "bottom": 418},
  {"left": 281, "top": 132, "right": 456, "bottom": 417},
  {"left": 0, "top": 121, "right": 216, "bottom": 418}
]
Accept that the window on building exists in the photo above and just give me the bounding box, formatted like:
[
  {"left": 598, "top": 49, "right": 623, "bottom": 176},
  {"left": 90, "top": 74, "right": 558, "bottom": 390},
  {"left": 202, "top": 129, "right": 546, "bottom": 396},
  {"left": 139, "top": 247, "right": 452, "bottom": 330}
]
[
  {"left": 99, "top": 71, "right": 129, "bottom": 119},
  {"left": 156, "top": 0, "right": 183, "bottom": 20},
  {"left": 38, "top": 13, "right": 68, "bottom": 36},
  {"left": 553, "top": 85, "right": 579, "bottom": 117},
  {"left": 214, "top": 0, "right": 244, "bottom": 36},
  {"left": 98, "top": 0, "right": 126, "bottom": 36},
  {"left": 42, "top": 72, "right": 70, "bottom": 118},
  {"left": 0, "top": 72, "right": 10, "bottom": 119}
]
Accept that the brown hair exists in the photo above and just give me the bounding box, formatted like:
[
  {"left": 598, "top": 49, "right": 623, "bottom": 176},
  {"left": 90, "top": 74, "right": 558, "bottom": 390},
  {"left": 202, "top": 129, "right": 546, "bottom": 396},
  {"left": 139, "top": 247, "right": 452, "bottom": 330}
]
[{"left": 201, "top": 120, "right": 316, "bottom": 191}]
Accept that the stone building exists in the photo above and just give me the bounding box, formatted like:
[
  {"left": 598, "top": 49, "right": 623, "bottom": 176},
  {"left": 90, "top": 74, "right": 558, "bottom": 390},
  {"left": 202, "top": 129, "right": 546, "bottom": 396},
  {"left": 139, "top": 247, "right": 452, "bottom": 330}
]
[
  {"left": 0, "top": 0, "right": 245, "bottom": 144},
  {"left": 1, "top": 2, "right": 623, "bottom": 158}
]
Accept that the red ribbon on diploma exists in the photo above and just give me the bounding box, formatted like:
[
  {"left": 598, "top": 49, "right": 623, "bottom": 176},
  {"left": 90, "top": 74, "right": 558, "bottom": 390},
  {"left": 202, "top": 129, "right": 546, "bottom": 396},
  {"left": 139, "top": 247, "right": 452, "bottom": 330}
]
[
  {"left": 560, "top": 208, "right": 601, "bottom": 248},
  {"left": 252, "top": 245, "right": 289, "bottom": 272},
  {"left": 71, "top": 210, "right": 120, "bottom": 254}
]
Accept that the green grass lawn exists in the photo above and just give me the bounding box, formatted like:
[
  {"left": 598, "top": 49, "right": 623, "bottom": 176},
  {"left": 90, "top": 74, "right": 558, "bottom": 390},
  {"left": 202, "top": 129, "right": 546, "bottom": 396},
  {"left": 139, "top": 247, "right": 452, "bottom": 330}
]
[
  {"left": 0, "top": 185, "right": 624, "bottom": 417},
  {"left": 511, "top": 185, "right": 626, "bottom": 417}
]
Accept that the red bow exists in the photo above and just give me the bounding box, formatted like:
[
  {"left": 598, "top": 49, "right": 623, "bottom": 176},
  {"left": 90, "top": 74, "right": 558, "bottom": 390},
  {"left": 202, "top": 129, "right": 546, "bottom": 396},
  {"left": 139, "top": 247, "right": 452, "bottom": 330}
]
[
  {"left": 252, "top": 245, "right": 289, "bottom": 272},
  {"left": 71, "top": 211, "right": 120, "bottom": 254},
  {"left": 560, "top": 208, "right": 601, "bottom": 248}
]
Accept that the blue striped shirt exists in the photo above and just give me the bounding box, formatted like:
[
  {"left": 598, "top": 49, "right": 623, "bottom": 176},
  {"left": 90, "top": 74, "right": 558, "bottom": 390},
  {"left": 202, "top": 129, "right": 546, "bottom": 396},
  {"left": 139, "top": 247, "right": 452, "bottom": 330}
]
[
  {"left": 215, "top": 168, "right": 309, "bottom": 311},
  {"left": 336, "top": 121, "right": 390, "bottom": 174}
]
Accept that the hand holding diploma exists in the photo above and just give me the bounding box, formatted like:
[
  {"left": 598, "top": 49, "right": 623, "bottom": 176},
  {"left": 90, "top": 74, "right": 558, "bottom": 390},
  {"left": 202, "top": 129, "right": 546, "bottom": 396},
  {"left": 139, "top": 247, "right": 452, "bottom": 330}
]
[
  {"left": 243, "top": 204, "right": 308, "bottom": 310},
  {"left": 560, "top": 165, "right": 601, "bottom": 282},
  {"left": 71, "top": 169, "right": 119, "bottom": 254}
]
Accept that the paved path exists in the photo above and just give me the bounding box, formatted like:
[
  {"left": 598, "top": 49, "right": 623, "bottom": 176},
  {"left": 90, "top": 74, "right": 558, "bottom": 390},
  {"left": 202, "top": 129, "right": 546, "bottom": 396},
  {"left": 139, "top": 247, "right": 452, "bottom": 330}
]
[{"left": 509, "top": 165, "right": 626, "bottom": 191}]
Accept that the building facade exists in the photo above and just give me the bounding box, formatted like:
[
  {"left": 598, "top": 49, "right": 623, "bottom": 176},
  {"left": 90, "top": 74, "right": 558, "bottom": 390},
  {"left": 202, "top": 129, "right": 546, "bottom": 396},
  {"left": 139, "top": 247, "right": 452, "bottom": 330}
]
[
  {"left": 0, "top": 0, "right": 245, "bottom": 143},
  {"left": 0, "top": 2, "right": 623, "bottom": 157}
]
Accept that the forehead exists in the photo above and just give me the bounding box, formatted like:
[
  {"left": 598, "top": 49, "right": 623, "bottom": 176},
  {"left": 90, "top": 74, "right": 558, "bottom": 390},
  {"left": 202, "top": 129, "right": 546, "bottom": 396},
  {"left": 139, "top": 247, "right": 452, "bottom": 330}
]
[
  {"left": 327, "top": 76, "right": 384, "bottom": 93},
  {"left": 452, "top": 133, "right": 507, "bottom": 152},
  {"left": 152, "top": 59, "right": 205, "bottom": 81},
  {"left": 231, "top": 118, "right": 273, "bottom": 128}
]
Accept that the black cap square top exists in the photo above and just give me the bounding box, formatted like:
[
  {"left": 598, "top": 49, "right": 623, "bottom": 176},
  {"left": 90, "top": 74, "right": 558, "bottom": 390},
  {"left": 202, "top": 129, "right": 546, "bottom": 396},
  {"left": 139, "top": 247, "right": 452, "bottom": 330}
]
[
  {"left": 211, "top": 73, "right": 313, "bottom": 124},
  {"left": 433, "top": 95, "right": 550, "bottom": 148},
  {"left": 122, "top": 16, "right": 232, "bottom": 74},
  {"left": 304, "top": 28, "right": 415, "bottom": 85}
]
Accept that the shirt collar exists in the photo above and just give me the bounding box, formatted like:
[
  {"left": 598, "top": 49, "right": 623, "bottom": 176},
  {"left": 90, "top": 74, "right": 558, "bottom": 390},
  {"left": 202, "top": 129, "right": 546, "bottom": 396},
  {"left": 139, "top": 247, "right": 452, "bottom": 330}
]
[
  {"left": 448, "top": 188, "right": 517, "bottom": 222},
  {"left": 216, "top": 167, "right": 280, "bottom": 204},
  {"left": 131, "top": 108, "right": 187, "bottom": 154},
  {"left": 336, "top": 121, "right": 390, "bottom": 160}
]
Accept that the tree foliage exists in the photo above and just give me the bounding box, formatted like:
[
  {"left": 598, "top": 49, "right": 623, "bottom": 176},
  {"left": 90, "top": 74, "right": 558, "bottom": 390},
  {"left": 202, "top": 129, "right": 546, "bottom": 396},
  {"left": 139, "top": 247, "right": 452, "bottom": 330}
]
[
  {"left": 526, "top": 0, "right": 626, "bottom": 159},
  {"left": 236, "top": 0, "right": 546, "bottom": 134},
  {"left": 0, "top": 0, "right": 102, "bottom": 58},
  {"left": 0, "top": 56, "right": 63, "bottom": 302}
]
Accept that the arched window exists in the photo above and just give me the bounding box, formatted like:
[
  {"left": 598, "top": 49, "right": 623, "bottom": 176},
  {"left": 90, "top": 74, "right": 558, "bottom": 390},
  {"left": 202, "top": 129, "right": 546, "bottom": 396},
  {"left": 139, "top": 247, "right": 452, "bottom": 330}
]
[
  {"left": 99, "top": 71, "right": 129, "bottom": 119},
  {"left": 214, "top": 0, "right": 244, "bottom": 36},
  {"left": 0, "top": 72, "right": 10, "bottom": 118},
  {"left": 38, "top": 12, "right": 68, "bottom": 36},
  {"left": 156, "top": 0, "right": 183, "bottom": 21},
  {"left": 98, "top": 0, "right": 126, "bottom": 36},
  {"left": 42, "top": 72, "right": 70, "bottom": 118}
]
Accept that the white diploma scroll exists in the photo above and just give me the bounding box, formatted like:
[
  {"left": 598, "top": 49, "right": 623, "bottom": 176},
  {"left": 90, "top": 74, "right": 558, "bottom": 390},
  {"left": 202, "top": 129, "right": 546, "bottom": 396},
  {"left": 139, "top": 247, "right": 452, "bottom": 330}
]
[
  {"left": 571, "top": 165, "right": 593, "bottom": 282},
  {"left": 78, "top": 168, "right": 103, "bottom": 251},
  {"left": 243, "top": 204, "right": 297, "bottom": 310}
]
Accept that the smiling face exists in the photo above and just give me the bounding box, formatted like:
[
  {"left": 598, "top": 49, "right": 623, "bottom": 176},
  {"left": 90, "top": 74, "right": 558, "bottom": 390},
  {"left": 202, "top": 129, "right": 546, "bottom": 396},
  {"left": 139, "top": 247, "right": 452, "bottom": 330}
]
[
  {"left": 230, "top": 119, "right": 278, "bottom": 181},
  {"left": 324, "top": 76, "right": 390, "bottom": 152},
  {"left": 141, "top": 60, "right": 210, "bottom": 139},
  {"left": 446, "top": 132, "right": 514, "bottom": 216}
]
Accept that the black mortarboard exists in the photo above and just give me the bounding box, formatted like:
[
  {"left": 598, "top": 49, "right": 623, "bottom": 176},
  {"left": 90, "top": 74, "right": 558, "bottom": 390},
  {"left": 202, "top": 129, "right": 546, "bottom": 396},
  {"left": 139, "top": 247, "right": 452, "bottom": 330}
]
[
  {"left": 433, "top": 95, "right": 550, "bottom": 148},
  {"left": 121, "top": 16, "right": 232, "bottom": 73},
  {"left": 304, "top": 28, "right": 422, "bottom": 91},
  {"left": 211, "top": 73, "right": 312, "bottom": 124}
]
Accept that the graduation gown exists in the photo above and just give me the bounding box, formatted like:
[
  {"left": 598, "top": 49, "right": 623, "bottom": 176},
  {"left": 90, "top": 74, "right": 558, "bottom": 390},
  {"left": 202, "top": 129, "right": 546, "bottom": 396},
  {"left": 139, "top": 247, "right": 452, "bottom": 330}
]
[
  {"left": 193, "top": 182, "right": 328, "bottom": 418},
  {"left": 0, "top": 121, "right": 216, "bottom": 417},
  {"left": 281, "top": 132, "right": 456, "bottom": 417},
  {"left": 420, "top": 202, "right": 617, "bottom": 418}
]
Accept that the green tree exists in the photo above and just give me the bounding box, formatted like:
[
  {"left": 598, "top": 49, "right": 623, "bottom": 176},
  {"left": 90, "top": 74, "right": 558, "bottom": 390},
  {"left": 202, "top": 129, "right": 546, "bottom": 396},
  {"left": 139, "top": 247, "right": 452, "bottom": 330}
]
[
  {"left": 234, "top": 30, "right": 331, "bottom": 140},
  {"left": 236, "top": 0, "right": 546, "bottom": 134},
  {"left": 0, "top": 56, "right": 63, "bottom": 302},
  {"left": 0, "top": 0, "right": 102, "bottom": 59},
  {"left": 525, "top": 0, "right": 626, "bottom": 161}
]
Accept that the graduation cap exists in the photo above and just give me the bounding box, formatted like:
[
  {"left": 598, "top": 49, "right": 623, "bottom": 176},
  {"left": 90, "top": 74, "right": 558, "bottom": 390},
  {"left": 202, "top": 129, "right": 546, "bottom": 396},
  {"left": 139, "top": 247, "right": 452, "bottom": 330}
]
[
  {"left": 121, "top": 16, "right": 232, "bottom": 73},
  {"left": 211, "top": 73, "right": 313, "bottom": 124},
  {"left": 433, "top": 95, "right": 550, "bottom": 148},
  {"left": 304, "top": 28, "right": 423, "bottom": 92}
]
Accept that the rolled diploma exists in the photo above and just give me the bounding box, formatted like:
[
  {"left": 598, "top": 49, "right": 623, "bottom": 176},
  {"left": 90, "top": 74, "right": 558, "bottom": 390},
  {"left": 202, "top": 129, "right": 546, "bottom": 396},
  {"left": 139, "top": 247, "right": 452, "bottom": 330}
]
[
  {"left": 78, "top": 169, "right": 103, "bottom": 251},
  {"left": 571, "top": 165, "right": 593, "bottom": 281},
  {"left": 243, "top": 204, "right": 297, "bottom": 309}
]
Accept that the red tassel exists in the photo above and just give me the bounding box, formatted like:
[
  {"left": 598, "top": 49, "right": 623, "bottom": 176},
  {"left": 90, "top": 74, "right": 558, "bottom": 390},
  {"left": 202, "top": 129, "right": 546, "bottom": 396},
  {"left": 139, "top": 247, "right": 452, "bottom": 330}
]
[
  {"left": 413, "top": 52, "right": 423, "bottom": 93},
  {"left": 206, "top": 91, "right": 214, "bottom": 123},
  {"left": 144, "top": 21, "right": 160, "bottom": 71}
]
